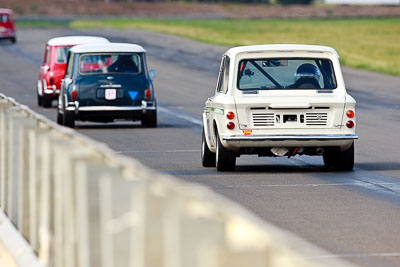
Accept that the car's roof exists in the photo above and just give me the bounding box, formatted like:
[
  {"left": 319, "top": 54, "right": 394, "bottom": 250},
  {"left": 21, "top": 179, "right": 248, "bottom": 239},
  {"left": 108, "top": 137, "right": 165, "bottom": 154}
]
[
  {"left": 70, "top": 43, "right": 146, "bottom": 54},
  {"left": 47, "top": 36, "right": 110, "bottom": 46},
  {"left": 0, "top": 8, "right": 13, "bottom": 14},
  {"left": 226, "top": 44, "right": 339, "bottom": 58}
]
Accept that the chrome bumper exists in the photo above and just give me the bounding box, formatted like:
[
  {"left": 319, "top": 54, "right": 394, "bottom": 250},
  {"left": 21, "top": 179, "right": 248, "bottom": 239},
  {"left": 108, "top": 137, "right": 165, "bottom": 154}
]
[
  {"left": 0, "top": 33, "right": 15, "bottom": 38},
  {"left": 44, "top": 86, "right": 60, "bottom": 95},
  {"left": 222, "top": 134, "right": 358, "bottom": 141},
  {"left": 67, "top": 106, "right": 157, "bottom": 111},
  {"left": 66, "top": 101, "right": 156, "bottom": 114}
]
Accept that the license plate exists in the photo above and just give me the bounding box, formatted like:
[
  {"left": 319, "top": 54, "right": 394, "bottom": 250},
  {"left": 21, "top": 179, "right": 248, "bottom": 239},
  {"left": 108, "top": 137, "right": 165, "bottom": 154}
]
[{"left": 105, "top": 89, "right": 116, "bottom": 100}]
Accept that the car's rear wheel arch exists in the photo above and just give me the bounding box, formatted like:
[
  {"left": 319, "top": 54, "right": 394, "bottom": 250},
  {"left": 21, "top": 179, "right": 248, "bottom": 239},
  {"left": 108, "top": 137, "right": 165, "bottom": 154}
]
[
  {"left": 201, "top": 127, "right": 216, "bottom": 167},
  {"left": 213, "top": 119, "right": 220, "bottom": 148},
  {"left": 215, "top": 131, "right": 236, "bottom": 171}
]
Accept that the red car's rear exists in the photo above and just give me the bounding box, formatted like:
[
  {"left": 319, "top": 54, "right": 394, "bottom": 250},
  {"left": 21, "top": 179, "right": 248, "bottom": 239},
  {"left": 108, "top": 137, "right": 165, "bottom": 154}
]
[
  {"left": 37, "top": 36, "right": 110, "bottom": 108},
  {"left": 0, "top": 9, "right": 16, "bottom": 43}
]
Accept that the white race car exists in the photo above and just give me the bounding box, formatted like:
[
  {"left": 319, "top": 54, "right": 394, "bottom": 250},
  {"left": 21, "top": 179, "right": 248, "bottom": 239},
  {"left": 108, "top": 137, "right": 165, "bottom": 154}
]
[{"left": 202, "top": 44, "right": 358, "bottom": 171}]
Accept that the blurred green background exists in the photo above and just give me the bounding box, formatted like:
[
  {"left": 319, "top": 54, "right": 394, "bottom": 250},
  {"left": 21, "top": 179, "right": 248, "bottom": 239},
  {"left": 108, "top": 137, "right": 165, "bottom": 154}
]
[{"left": 19, "top": 17, "right": 399, "bottom": 76}]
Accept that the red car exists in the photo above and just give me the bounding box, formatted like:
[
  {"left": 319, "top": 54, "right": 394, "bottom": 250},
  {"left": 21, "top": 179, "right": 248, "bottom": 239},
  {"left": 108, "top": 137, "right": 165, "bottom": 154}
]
[
  {"left": 0, "top": 9, "right": 16, "bottom": 43},
  {"left": 37, "top": 36, "right": 110, "bottom": 108}
]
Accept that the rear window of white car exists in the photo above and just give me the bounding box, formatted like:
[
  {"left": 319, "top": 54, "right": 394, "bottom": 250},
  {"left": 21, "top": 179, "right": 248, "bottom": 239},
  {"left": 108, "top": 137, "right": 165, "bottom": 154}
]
[
  {"left": 79, "top": 53, "right": 140, "bottom": 75},
  {"left": 237, "top": 58, "right": 337, "bottom": 90}
]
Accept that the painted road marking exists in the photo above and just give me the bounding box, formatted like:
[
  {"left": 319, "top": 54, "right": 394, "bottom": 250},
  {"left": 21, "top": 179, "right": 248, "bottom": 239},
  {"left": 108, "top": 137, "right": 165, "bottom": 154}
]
[
  {"left": 176, "top": 182, "right": 400, "bottom": 189},
  {"left": 158, "top": 106, "right": 202, "bottom": 126},
  {"left": 288, "top": 157, "right": 400, "bottom": 196},
  {"left": 116, "top": 149, "right": 200, "bottom": 154},
  {"left": 166, "top": 149, "right": 200, "bottom": 152}
]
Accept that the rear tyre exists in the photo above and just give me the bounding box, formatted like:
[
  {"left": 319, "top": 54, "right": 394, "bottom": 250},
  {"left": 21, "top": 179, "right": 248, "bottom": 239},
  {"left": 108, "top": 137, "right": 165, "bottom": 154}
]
[
  {"left": 141, "top": 111, "right": 157, "bottom": 128},
  {"left": 37, "top": 93, "right": 42, "bottom": 106},
  {"left": 201, "top": 127, "right": 215, "bottom": 167},
  {"left": 323, "top": 142, "right": 354, "bottom": 171},
  {"left": 56, "top": 111, "right": 63, "bottom": 125},
  {"left": 63, "top": 110, "right": 75, "bottom": 128},
  {"left": 11, "top": 37, "right": 16, "bottom": 44},
  {"left": 42, "top": 94, "right": 52, "bottom": 108},
  {"left": 216, "top": 132, "right": 236, "bottom": 172}
]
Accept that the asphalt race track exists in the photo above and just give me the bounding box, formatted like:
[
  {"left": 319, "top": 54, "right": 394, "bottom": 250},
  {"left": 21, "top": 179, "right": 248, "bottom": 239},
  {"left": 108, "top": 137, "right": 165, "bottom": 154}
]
[{"left": 1, "top": 28, "right": 400, "bottom": 267}]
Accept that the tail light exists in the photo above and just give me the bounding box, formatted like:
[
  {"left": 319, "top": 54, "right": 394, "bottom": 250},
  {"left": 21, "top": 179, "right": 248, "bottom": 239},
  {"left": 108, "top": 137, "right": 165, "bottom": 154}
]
[
  {"left": 227, "top": 122, "right": 235, "bottom": 130},
  {"left": 346, "top": 110, "right": 355, "bottom": 118},
  {"left": 346, "top": 120, "right": 354, "bottom": 128},
  {"left": 71, "top": 90, "right": 77, "bottom": 101},
  {"left": 226, "top": 112, "right": 235, "bottom": 120},
  {"left": 144, "top": 89, "right": 151, "bottom": 100}
]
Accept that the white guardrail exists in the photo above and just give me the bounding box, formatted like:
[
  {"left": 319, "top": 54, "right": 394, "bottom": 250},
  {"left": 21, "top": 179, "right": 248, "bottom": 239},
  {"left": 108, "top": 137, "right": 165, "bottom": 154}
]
[{"left": 0, "top": 94, "right": 355, "bottom": 267}]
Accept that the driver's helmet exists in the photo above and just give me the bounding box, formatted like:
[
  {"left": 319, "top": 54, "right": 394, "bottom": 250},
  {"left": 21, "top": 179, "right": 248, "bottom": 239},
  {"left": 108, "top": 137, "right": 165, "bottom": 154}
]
[{"left": 294, "top": 63, "right": 320, "bottom": 83}]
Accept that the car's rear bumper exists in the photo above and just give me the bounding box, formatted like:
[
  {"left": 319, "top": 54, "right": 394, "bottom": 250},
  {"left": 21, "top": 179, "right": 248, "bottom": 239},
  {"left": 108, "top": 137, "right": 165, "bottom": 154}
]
[
  {"left": 66, "top": 101, "right": 156, "bottom": 120},
  {"left": 222, "top": 134, "right": 358, "bottom": 141},
  {"left": 37, "top": 80, "right": 60, "bottom": 99},
  {"left": 0, "top": 33, "right": 15, "bottom": 39},
  {"left": 68, "top": 106, "right": 156, "bottom": 112},
  {"left": 44, "top": 88, "right": 60, "bottom": 97},
  {"left": 221, "top": 134, "right": 358, "bottom": 150}
]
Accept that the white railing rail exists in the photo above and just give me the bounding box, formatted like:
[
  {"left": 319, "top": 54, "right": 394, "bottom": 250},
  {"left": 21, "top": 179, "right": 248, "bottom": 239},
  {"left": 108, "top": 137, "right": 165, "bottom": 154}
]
[{"left": 0, "top": 94, "right": 355, "bottom": 267}]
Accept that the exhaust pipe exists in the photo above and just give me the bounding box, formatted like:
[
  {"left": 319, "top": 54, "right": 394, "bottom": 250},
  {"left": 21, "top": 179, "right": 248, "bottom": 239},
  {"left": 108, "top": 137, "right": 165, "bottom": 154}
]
[{"left": 316, "top": 147, "right": 324, "bottom": 155}]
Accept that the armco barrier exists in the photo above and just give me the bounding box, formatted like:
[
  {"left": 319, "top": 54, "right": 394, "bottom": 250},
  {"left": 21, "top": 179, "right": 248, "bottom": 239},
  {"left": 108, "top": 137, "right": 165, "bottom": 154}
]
[{"left": 0, "top": 93, "right": 355, "bottom": 267}]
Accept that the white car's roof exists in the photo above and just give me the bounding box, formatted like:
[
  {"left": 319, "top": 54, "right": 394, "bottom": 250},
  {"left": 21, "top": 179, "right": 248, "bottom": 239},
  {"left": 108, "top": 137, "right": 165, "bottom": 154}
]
[
  {"left": 226, "top": 44, "right": 339, "bottom": 58},
  {"left": 47, "top": 36, "right": 110, "bottom": 46},
  {"left": 70, "top": 43, "right": 146, "bottom": 54}
]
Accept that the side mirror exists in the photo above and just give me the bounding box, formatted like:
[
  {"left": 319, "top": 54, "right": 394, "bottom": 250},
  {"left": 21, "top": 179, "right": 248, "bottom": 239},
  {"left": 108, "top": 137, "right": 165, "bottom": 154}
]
[
  {"left": 149, "top": 69, "right": 156, "bottom": 80},
  {"left": 43, "top": 65, "right": 50, "bottom": 71}
]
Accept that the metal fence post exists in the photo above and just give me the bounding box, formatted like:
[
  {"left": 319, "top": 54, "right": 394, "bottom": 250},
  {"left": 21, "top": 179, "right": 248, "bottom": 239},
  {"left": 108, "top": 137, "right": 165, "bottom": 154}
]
[
  {"left": 0, "top": 100, "right": 11, "bottom": 210},
  {"left": 7, "top": 108, "right": 27, "bottom": 224},
  {"left": 58, "top": 149, "right": 99, "bottom": 267},
  {"left": 17, "top": 118, "right": 38, "bottom": 241},
  {"left": 99, "top": 176, "right": 113, "bottom": 267},
  {"left": 98, "top": 168, "right": 147, "bottom": 267},
  {"left": 38, "top": 131, "right": 54, "bottom": 267},
  {"left": 28, "top": 128, "right": 50, "bottom": 253},
  {"left": 52, "top": 139, "right": 79, "bottom": 267},
  {"left": 76, "top": 160, "right": 121, "bottom": 267}
]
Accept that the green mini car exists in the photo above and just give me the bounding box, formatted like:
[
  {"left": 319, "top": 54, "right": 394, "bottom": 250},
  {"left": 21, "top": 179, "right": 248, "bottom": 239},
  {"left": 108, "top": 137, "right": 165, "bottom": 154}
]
[{"left": 57, "top": 43, "right": 157, "bottom": 128}]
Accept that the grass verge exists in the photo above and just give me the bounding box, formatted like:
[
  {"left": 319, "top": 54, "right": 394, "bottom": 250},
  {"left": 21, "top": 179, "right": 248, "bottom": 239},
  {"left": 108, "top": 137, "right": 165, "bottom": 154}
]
[
  {"left": 19, "top": 18, "right": 400, "bottom": 76},
  {"left": 16, "top": 20, "right": 69, "bottom": 28}
]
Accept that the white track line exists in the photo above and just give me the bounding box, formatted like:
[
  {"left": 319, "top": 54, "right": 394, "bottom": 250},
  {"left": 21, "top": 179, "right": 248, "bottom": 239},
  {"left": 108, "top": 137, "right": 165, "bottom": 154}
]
[
  {"left": 176, "top": 182, "right": 400, "bottom": 189},
  {"left": 158, "top": 106, "right": 203, "bottom": 126},
  {"left": 166, "top": 149, "right": 200, "bottom": 152},
  {"left": 116, "top": 149, "right": 200, "bottom": 154}
]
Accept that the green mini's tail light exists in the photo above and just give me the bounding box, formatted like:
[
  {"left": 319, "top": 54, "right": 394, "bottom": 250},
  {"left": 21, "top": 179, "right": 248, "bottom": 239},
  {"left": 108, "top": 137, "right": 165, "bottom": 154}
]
[
  {"left": 71, "top": 90, "right": 77, "bottom": 101},
  {"left": 144, "top": 89, "right": 151, "bottom": 100}
]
